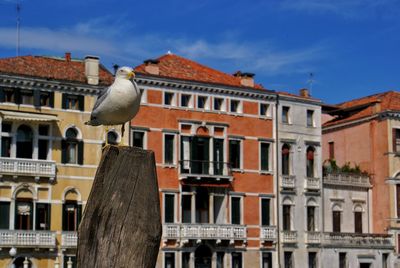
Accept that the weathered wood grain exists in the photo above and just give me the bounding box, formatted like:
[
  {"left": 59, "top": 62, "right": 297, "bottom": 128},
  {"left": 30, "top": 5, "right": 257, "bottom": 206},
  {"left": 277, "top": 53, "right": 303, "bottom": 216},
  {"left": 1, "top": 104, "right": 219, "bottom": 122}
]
[{"left": 77, "top": 145, "right": 162, "bottom": 268}]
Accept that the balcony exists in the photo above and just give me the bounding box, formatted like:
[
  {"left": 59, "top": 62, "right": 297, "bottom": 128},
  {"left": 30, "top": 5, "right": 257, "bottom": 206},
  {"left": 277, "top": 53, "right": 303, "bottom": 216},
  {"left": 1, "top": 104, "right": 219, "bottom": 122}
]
[
  {"left": 163, "top": 223, "right": 246, "bottom": 242},
  {"left": 61, "top": 232, "right": 78, "bottom": 248},
  {"left": 0, "top": 157, "right": 56, "bottom": 181},
  {"left": 323, "top": 173, "right": 371, "bottom": 188},
  {"left": 305, "top": 177, "right": 320, "bottom": 191},
  {"left": 281, "top": 230, "right": 297, "bottom": 243},
  {"left": 0, "top": 230, "right": 56, "bottom": 248},
  {"left": 260, "top": 226, "right": 277, "bottom": 242},
  {"left": 179, "top": 160, "right": 233, "bottom": 182},
  {"left": 322, "top": 232, "right": 393, "bottom": 249},
  {"left": 281, "top": 175, "right": 296, "bottom": 189},
  {"left": 306, "top": 231, "right": 321, "bottom": 244}
]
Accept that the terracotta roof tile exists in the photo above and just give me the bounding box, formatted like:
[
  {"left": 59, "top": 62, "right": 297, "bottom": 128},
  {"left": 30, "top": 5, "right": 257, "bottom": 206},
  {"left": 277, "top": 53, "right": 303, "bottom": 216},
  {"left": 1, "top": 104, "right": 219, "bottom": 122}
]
[
  {"left": 0, "top": 55, "right": 113, "bottom": 85},
  {"left": 134, "top": 54, "right": 265, "bottom": 90}
]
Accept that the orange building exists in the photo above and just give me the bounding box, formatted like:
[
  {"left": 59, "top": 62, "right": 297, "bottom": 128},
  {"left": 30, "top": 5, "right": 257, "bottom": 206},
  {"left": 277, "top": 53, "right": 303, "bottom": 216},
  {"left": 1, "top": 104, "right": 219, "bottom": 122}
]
[{"left": 132, "top": 54, "right": 277, "bottom": 268}]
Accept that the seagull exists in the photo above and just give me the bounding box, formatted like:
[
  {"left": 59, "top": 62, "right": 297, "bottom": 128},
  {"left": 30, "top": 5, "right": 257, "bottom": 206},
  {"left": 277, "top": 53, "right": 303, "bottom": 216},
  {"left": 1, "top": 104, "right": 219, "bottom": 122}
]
[{"left": 85, "top": 66, "right": 141, "bottom": 145}]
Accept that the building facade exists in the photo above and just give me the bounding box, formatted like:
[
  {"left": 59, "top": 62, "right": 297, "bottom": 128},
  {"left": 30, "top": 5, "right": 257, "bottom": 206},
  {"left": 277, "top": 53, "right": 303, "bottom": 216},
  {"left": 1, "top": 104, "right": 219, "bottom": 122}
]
[{"left": 0, "top": 54, "right": 119, "bottom": 268}]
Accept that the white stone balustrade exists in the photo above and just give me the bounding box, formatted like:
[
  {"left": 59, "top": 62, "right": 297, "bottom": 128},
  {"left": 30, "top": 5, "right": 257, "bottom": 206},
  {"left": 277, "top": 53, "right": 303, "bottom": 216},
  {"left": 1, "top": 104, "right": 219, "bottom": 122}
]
[
  {"left": 306, "top": 231, "right": 321, "bottom": 244},
  {"left": 281, "top": 230, "right": 297, "bottom": 243},
  {"left": 322, "top": 232, "right": 393, "bottom": 249},
  {"left": 61, "top": 232, "right": 78, "bottom": 248},
  {"left": 260, "top": 226, "right": 277, "bottom": 241},
  {"left": 0, "top": 157, "right": 56, "bottom": 179},
  {"left": 305, "top": 177, "right": 320, "bottom": 190},
  {"left": 163, "top": 224, "right": 246, "bottom": 241},
  {"left": 323, "top": 173, "right": 371, "bottom": 188},
  {"left": 281, "top": 175, "right": 296, "bottom": 189},
  {"left": 0, "top": 230, "right": 56, "bottom": 248}
]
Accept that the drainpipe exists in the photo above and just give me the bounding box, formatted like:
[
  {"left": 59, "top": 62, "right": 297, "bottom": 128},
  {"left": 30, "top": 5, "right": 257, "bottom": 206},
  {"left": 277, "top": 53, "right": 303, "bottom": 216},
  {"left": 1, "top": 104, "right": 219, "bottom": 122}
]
[{"left": 275, "top": 95, "right": 282, "bottom": 268}]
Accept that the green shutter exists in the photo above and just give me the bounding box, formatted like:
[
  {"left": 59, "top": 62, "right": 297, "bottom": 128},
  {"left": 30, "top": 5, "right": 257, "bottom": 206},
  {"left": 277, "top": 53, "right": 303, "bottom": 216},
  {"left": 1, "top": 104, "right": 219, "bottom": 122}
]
[
  {"left": 77, "top": 141, "right": 84, "bottom": 165},
  {"left": 261, "top": 199, "right": 270, "bottom": 226},
  {"left": 0, "top": 88, "right": 5, "bottom": 102},
  {"left": 33, "top": 90, "right": 41, "bottom": 107},
  {"left": 78, "top": 95, "right": 85, "bottom": 111},
  {"left": 61, "top": 140, "right": 67, "bottom": 164},
  {"left": 62, "top": 94, "right": 67, "bottom": 109},
  {"left": 62, "top": 204, "right": 67, "bottom": 231},
  {"left": 0, "top": 202, "right": 10, "bottom": 229},
  {"left": 49, "top": 92, "right": 54, "bottom": 108},
  {"left": 14, "top": 89, "right": 21, "bottom": 104}
]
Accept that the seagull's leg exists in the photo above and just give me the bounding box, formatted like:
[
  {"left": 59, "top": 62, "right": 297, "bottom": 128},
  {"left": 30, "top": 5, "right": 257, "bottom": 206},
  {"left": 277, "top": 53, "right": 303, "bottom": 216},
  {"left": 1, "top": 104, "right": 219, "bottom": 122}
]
[
  {"left": 102, "top": 126, "right": 109, "bottom": 150},
  {"left": 119, "top": 122, "right": 126, "bottom": 146}
]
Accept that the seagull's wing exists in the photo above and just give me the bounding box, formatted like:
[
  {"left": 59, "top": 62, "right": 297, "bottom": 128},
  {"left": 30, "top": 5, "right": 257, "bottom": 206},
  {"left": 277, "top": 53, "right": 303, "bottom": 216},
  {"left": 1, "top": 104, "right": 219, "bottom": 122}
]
[{"left": 92, "top": 86, "right": 112, "bottom": 112}]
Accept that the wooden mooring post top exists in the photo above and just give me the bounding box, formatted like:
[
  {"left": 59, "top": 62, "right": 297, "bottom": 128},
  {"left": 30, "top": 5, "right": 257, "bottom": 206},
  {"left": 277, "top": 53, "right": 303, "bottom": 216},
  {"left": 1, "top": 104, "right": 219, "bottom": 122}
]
[{"left": 77, "top": 145, "right": 162, "bottom": 268}]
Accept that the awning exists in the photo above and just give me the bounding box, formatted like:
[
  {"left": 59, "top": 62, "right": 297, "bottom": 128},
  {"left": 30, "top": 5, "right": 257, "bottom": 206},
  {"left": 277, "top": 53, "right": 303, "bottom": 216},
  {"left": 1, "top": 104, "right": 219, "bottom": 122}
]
[{"left": 0, "top": 110, "right": 59, "bottom": 122}]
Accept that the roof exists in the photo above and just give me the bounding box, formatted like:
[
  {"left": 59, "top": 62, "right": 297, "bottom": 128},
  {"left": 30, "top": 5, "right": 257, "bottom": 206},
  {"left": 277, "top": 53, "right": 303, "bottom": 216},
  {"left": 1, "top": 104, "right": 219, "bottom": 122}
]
[
  {"left": 134, "top": 53, "right": 265, "bottom": 90},
  {"left": 323, "top": 91, "right": 400, "bottom": 127},
  {"left": 0, "top": 55, "right": 113, "bottom": 86},
  {"left": 277, "top": 91, "right": 321, "bottom": 102}
]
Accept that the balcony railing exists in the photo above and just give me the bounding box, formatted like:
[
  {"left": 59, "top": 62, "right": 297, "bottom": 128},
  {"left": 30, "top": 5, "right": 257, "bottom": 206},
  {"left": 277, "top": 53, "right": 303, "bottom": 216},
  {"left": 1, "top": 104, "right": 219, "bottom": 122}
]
[
  {"left": 0, "top": 230, "right": 56, "bottom": 248},
  {"left": 305, "top": 177, "right": 320, "bottom": 190},
  {"left": 323, "top": 173, "right": 371, "bottom": 188},
  {"left": 179, "top": 160, "right": 232, "bottom": 180},
  {"left": 0, "top": 157, "right": 56, "bottom": 180},
  {"left": 322, "top": 232, "right": 393, "bottom": 249},
  {"left": 281, "top": 175, "right": 296, "bottom": 189},
  {"left": 260, "top": 226, "right": 277, "bottom": 242},
  {"left": 163, "top": 224, "right": 246, "bottom": 241},
  {"left": 281, "top": 230, "right": 297, "bottom": 243},
  {"left": 306, "top": 231, "right": 321, "bottom": 244},
  {"left": 61, "top": 232, "right": 78, "bottom": 248}
]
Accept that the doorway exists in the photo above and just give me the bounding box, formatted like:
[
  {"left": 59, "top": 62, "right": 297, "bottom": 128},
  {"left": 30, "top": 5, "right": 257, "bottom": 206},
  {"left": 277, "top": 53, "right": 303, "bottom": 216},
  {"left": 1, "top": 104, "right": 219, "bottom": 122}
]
[{"left": 195, "top": 245, "right": 212, "bottom": 268}]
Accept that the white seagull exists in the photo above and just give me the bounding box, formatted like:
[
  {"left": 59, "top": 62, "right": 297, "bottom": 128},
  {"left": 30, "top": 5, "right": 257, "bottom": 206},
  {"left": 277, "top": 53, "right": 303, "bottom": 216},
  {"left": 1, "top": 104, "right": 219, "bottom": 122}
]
[{"left": 85, "top": 66, "right": 141, "bottom": 144}]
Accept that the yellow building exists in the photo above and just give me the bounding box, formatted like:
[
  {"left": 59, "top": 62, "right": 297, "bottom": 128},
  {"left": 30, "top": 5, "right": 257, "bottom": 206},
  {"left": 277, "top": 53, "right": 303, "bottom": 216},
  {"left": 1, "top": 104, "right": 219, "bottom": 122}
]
[{"left": 0, "top": 53, "right": 122, "bottom": 268}]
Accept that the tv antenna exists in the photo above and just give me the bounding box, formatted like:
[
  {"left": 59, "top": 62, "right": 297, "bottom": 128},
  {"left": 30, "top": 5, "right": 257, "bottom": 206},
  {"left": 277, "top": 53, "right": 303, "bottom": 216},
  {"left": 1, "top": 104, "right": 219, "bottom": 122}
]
[
  {"left": 16, "top": 0, "right": 21, "bottom": 56},
  {"left": 307, "top": 72, "right": 314, "bottom": 95}
]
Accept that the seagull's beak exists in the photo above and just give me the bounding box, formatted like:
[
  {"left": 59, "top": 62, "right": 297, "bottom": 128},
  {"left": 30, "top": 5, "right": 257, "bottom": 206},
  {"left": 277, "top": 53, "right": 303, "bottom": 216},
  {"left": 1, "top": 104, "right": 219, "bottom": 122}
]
[{"left": 127, "top": 71, "right": 135, "bottom": 79}]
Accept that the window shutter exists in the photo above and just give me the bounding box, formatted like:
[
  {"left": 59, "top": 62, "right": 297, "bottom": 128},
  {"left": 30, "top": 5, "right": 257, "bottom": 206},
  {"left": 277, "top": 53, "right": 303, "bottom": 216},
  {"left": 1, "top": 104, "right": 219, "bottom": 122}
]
[
  {"left": 33, "top": 90, "right": 41, "bottom": 107},
  {"left": 393, "top": 128, "right": 398, "bottom": 152},
  {"left": 49, "top": 92, "right": 54, "bottom": 108},
  {"left": 62, "top": 94, "right": 67, "bottom": 109},
  {"left": 0, "top": 202, "right": 10, "bottom": 229},
  {"left": 62, "top": 204, "right": 67, "bottom": 231},
  {"left": 47, "top": 204, "right": 51, "bottom": 230},
  {"left": 78, "top": 95, "right": 85, "bottom": 111},
  {"left": 78, "top": 141, "right": 84, "bottom": 165},
  {"left": 0, "top": 88, "right": 5, "bottom": 102},
  {"left": 14, "top": 88, "right": 21, "bottom": 104},
  {"left": 61, "top": 140, "right": 67, "bottom": 164}
]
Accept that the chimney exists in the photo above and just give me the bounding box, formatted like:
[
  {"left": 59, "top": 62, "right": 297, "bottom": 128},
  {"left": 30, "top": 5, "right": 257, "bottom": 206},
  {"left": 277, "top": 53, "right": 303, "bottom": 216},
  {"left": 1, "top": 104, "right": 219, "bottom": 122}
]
[
  {"left": 233, "top": 71, "right": 255, "bottom": 87},
  {"left": 84, "top": 55, "right": 99, "bottom": 85},
  {"left": 299, "top": 88, "right": 310, "bottom": 98},
  {"left": 65, "top": 52, "right": 71, "bottom": 62},
  {"left": 373, "top": 100, "right": 382, "bottom": 114},
  {"left": 143, "top": 59, "right": 160, "bottom": 75}
]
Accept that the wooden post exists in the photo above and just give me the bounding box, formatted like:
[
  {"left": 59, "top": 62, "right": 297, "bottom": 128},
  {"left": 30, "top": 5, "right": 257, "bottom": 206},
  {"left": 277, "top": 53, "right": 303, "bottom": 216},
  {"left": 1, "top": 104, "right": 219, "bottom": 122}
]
[{"left": 77, "top": 146, "right": 162, "bottom": 268}]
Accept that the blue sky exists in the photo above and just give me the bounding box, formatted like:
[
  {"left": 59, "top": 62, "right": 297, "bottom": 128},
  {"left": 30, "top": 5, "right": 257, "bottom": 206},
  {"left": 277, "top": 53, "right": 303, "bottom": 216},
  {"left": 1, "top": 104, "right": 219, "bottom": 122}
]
[{"left": 0, "top": 0, "right": 399, "bottom": 104}]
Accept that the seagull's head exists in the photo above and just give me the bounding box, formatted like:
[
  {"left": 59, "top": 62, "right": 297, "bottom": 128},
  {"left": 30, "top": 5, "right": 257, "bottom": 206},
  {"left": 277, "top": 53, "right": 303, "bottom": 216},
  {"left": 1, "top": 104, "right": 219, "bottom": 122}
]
[{"left": 115, "top": 66, "right": 135, "bottom": 80}]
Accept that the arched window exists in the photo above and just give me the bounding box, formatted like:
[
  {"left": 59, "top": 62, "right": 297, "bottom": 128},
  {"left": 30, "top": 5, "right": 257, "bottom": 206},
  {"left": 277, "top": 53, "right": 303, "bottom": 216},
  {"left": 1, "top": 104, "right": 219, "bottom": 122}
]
[
  {"left": 282, "top": 144, "right": 290, "bottom": 175},
  {"left": 15, "top": 188, "right": 34, "bottom": 230},
  {"left": 62, "top": 189, "right": 82, "bottom": 231},
  {"left": 354, "top": 204, "right": 363, "bottom": 233},
  {"left": 62, "top": 127, "right": 83, "bottom": 165},
  {"left": 307, "top": 199, "right": 318, "bottom": 232},
  {"left": 332, "top": 203, "right": 342, "bottom": 233},
  {"left": 16, "top": 125, "right": 33, "bottom": 159},
  {"left": 306, "top": 146, "right": 315, "bottom": 178}
]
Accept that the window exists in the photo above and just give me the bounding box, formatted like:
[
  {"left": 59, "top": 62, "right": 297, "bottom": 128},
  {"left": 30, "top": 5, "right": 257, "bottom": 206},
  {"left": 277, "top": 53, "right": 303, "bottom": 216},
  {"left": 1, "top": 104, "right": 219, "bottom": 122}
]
[
  {"left": 15, "top": 199, "right": 33, "bottom": 230},
  {"left": 0, "top": 201, "right": 10, "bottom": 229},
  {"left": 231, "top": 252, "right": 242, "bottom": 268},
  {"left": 36, "top": 203, "right": 51, "bottom": 230},
  {"left": 260, "top": 142, "right": 270, "bottom": 171},
  {"left": 229, "top": 140, "right": 241, "bottom": 169},
  {"left": 182, "top": 252, "right": 190, "bottom": 268},
  {"left": 283, "top": 205, "right": 291, "bottom": 231},
  {"left": 231, "top": 196, "right": 241, "bottom": 224},
  {"left": 62, "top": 94, "right": 84, "bottom": 111},
  {"left": 397, "top": 184, "right": 400, "bottom": 218},
  {"left": 393, "top": 128, "right": 400, "bottom": 153},
  {"left": 214, "top": 97, "right": 225, "bottom": 111},
  {"left": 132, "top": 131, "right": 145, "bottom": 148},
  {"left": 306, "top": 146, "right": 315, "bottom": 178},
  {"left": 2, "top": 88, "right": 16, "bottom": 103},
  {"left": 16, "top": 125, "right": 33, "bottom": 159},
  {"left": 164, "top": 134, "right": 175, "bottom": 165},
  {"left": 260, "top": 103, "right": 269, "bottom": 117},
  {"left": 63, "top": 256, "right": 77, "bottom": 268},
  {"left": 20, "top": 90, "right": 34, "bottom": 105},
  {"left": 333, "top": 210, "right": 341, "bottom": 232},
  {"left": 262, "top": 252, "right": 272, "bottom": 268},
  {"left": 164, "top": 194, "right": 175, "bottom": 223},
  {"left": 164, "top": 252, "right": 175, "bottom": 268},
  {"left": 107, "top": 131, "right": 119, "bottom": 145},
  {"left": 339, "top": 253, "right": 347, "bottom": 268},
  {"left": 197, "top": 96, "right": 209, "bottom": 109},
  {"left": 38, "top": 125, "right": 50, "bottom": 160},
  {"left": 1, "top": 122, "right": 12, "bottom": 157},
  {"left": 261, "top": 199, "right": 270, "bottom": 226},
  {"left": 39, "top": 91, "right": 54, "bottom": 107},
  {"left": 230, "top": 99, "right": 240, "bottom": 113},
  {"left": 282, "top": 106, "right": 290, "bottom": 124},
  {"left": 354, "top": 211, "right": 362, "bottom": 233},
  {"left": 284, "top": 252, "right": 293, "bottom": 268},
  {"left": 307, "top": 110, "right": 314, "bottom": 127},
  {"left": 382, "top": 253, "right": 389, "bottom": 268},
  {"left": 164, "top": 92, "right": 175, "bottom": 106},
  {"left": 62, "top": 201, "right": 82, "bottom": 231},
  {"left": 217, "top": 252, "right": 224, "bottom": 268},
  {"left": 307, "top": 206, "right": 315, "bottom": 231},
  {"left": 62, "top": 128, "right": 83, "bottom": 165},
  {"left": 182, "top": 195, "right": 192, "bottom": 223},
  {"left": 329, "top": 141, "right": 335, "bottom": 159},
  {"left": 181, "top": 94, "right": 192, "bottom": 108},
  {"left": 308, "top": 252, "right": 317, "bottom": 268},
  {"left": 282, "top": 144, "right": 290, "bottom": 175}
]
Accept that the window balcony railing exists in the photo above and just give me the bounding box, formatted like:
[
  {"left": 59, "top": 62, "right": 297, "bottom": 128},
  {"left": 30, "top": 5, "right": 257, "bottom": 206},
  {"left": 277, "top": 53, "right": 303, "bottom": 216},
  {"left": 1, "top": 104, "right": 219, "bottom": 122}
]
[
  {"left": 163, "top": 223, "right": 246, "bottom": 242},
  {"left": 305, "top": 177, "right": 320, "bottom": 190},
  {"left": 179, "top": 160, "right": 232, "bottom": 180},
  {"left": 0, "top": 157, "right": 56, "bottom": 181},
  {"left": 260, "top": 226, "right": 277, "bottom": 242},
  {"left": 0, "top": 230, "right": 56, "bottom": 248},
  {"left": 281, "top": 175, "right": 296, "bottom": 189},
  {"left": 61, "top": 231, "right": 78, "bottom": 248},
  {"left": 323, "top": 173, "right": 371, "bottom": 188},
  {"left": 322, "top": 232, "right": 393, "bottom": 249},
  {"left": 306, "top": 231, "right": 321, "bottom": 244},
  {"left": 281, "top": 230, "right": 297, "bottom": 243}
]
